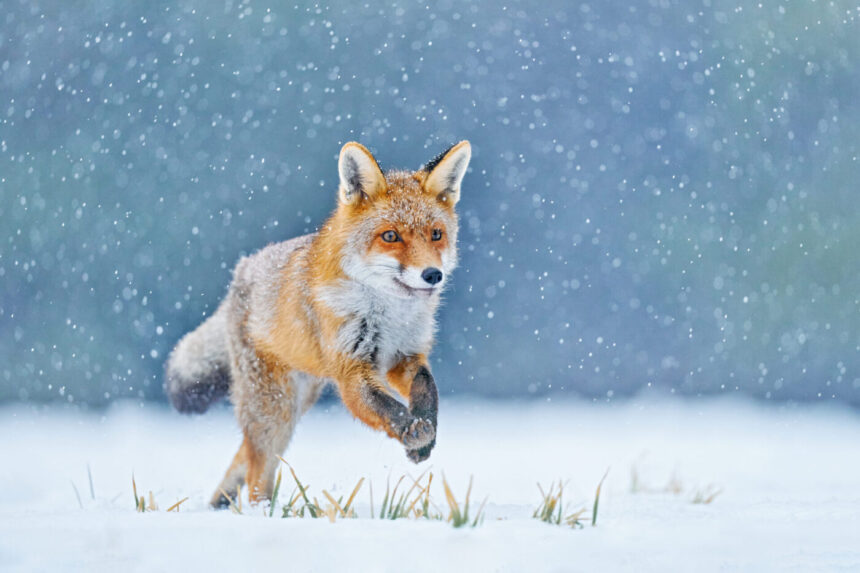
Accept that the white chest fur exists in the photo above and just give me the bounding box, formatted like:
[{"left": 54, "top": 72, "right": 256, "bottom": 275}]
[{"left": 318, "top": 280, "right": 437, "bottom": 372}]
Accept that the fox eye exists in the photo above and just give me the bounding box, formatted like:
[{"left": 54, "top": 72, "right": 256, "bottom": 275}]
[
  {"left": 381, "top": 230, "right": 400, "bottom": 243},
  {"left": 431, "top": 229, "right": 443, "bottom": 241}
]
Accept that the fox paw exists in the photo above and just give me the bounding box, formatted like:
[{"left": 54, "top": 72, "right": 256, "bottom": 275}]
[
  {"left": 406, "top": 439, "right": 435, "bottom": 464},
  {"left": 401, "top": 417, "right": 435, "bottom": 449},
  {"left": 210, "top": 490, "right": 237, "bottom": 510}
]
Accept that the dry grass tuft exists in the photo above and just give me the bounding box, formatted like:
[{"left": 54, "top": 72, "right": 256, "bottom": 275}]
[
  {"left": 630, "top": 467, "right": 681, "bottom": 495},
  {"left": 132, "top": 475, "right": 187, "bottom": 513},
  {"left": 691, "top": 485, "right": 722, "bottom": 505},
  {"left": 534, "top": 481, "right": 586, "bottom": 529},
  {"left": 377, "top": 471, "right": 433, "bottom": 520},
  {"left": 534, "top": 469, "right": 609, "bottom": 529},
  {"left": 631, "top": 465, "right": 722, "bottom": 505},
  {"left": 277, "top": 457, "right": 364, "bottom": 521},
  {"left": 441, "top": 475, "right": 487, "bottom": 528},
  {"left": 268, "top": 462, "right": 486, "bottom": 527}
]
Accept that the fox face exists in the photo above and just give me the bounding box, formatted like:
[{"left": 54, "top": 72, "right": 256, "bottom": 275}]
[{"left": 334, "top": 142, "right": 471, "bottom": 300}]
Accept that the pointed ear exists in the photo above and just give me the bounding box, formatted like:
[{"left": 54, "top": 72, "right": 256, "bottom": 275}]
[
  {"left": 422, "top": 140, "right": 471, "bottom": 205},
  {"left": 338, "top": 142, "right": 386, "bottom": 205}
]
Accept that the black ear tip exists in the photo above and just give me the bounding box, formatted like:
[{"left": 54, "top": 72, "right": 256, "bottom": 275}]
[{"left": 423, "top": 143, "right": 458, "bottom": 173}]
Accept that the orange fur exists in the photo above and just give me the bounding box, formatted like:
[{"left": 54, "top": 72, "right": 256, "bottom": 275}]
[{"left": 386, "top": 354, "right": 428, "bottom": 400}]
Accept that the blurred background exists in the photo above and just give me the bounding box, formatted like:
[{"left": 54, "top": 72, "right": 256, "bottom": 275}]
[{"left": 1, "top": 0, "right": 857, "bottom": 407}]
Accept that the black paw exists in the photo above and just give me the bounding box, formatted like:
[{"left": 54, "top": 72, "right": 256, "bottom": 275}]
[
  {"left": 406, "top": 439, "right": 435, "bottom": 463},
  {"left": 210, "top": 492, "right": 235, "bottom": 510},
  {"left": 401, "top": 417, "right": 435, "bottom": 449}
]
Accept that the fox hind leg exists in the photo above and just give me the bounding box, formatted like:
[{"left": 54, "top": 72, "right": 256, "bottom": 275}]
[
  {"left": 222, "top": 371, "right": 325, "bottom": 507},
  {"left": 210, "top": 421, "right": 295, "bottom": 508},
  {"left": 214, "top": 286, "right": 327, "bottom": 508},
  {"left": 210, "top": 437, "right": 250, "bottom": 509},
  {"left": 243, "top": 421, "right": 295, "bottom": 505}
]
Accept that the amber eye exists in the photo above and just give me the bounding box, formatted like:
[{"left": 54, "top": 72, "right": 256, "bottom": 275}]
[
  {"left": 381, "top": 230, "right": 400, "bottom": 243},
  {"left": 431, "top": 229, "right": 443, "bottom": 241}
]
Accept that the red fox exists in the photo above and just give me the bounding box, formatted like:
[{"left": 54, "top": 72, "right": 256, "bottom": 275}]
[{"left": 165, "top": 141, "right": 471, "bottom": 508}]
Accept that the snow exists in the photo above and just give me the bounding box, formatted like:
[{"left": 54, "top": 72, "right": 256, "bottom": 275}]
[{"left": 1, "top": 397, "right": 859, "bottom": 571}]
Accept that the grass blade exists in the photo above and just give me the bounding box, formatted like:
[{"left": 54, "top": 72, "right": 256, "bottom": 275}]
[
  {"left": 386, "top": 476, "right": 405, "bottom": 519},
  {"left": 218, "top": 488, "right": 241, "bottom": 514},
  {"left": 87, "top": 464, "right": 95, "bottom": 500},
  {"left": 592, "top": 468, "right": 610, "bottom": 527},
  {"left": 556, "top": 482, "right": 563, "bottom": 525},
  {"left": 342, "top": 477, "right": 364, "bottom": 516},
  {"left": 463, "top": 476, "right": 473, "bottom": 523},
  {"left": 279, "top": 457, "right": 318, "bottom": 518},
  {"left": 405, "top": 476, "right": 433, "bottom": 518},
  {"left": 282, "top": 488, "right": 300, "bottom": 518},
  {"left": 472, "top": 496, "right": 489, "bottom": 527},
  {"left": 389, "top": 492, "right": 407, "bottom": 519},
  {"left": 379, "top": 478, "right": 390, "bottom": 519},
  {"left": 422, "top": 473, "right": 434, "bottom": 518},
  {"left": 322, "top": 490, "right": 346, "bottom": 518},
  {"left": 369, "top": 481, "right": 374, "bottom": 519},
  {"left": 269, "top": 469, "right": 283, "bottom": 518},
  {"left": 132, "top": 475, "right": 139, "bottom": 510},
  {"left": 71, "top": 481, "right": 83, "bottom": 510},
  {"left": 167, "top": 497, "right": 189, "bottom": 512},
  {"left": 442, "top": 475, "right": 461, "bottom": 525}
]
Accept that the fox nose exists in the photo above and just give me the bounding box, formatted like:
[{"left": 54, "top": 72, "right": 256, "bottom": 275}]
[{"left": 421, "top": 267, "right": 443, "bottom": 286}]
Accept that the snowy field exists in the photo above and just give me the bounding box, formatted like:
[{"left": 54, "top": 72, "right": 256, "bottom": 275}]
[{"left": 1, "top": 397, "right": 859, "bottom": 572}]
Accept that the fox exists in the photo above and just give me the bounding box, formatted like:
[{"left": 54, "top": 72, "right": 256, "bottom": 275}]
[{"left": 165, "top": 140, "right": 471, "bottom": 508}]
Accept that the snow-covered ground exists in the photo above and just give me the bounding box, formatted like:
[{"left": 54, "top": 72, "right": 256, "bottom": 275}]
[{"left": 1, "top": 397, "right": 858, "bottom": 572}]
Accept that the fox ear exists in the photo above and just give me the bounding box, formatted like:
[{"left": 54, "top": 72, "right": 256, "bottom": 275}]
[
  {"left": 338, "top": 142, "right": 386, "bottom": 205},
  {"left": 422, "top": 140, "right": 471, "bottom": 205}
]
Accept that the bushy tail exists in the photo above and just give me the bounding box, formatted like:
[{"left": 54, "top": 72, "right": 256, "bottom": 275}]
[{"left": 165, "top": 307, "right": 231, "bottom": 414}]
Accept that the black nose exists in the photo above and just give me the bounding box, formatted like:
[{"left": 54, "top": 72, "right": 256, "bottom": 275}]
[{"left": 421, "top": 267, "right": 443, "bottom": 286}]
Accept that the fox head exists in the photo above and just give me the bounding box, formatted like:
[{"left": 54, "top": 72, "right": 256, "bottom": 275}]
[{"left": 329, "top": 141, "right": 471, "bottom": 300}]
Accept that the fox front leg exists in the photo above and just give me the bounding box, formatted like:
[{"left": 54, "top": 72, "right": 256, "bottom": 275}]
[
  {"left": 406, "top": 366, "right": 439, "bottom": 463},
  {"left": 387, "top": 357, "right": 440, "bottom": 463},
  {"left": 338, "top": 366, "right": 435, "bottom": 450},
  {"left": 362, "top": 382, "right": 436, "bottom": 450}
]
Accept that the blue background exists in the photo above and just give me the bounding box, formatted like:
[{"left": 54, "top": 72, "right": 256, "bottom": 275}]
[{"left": 1, "top": 0, "right": 858, "bottom": 405}]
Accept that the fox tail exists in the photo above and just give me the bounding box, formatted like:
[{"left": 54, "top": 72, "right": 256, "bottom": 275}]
[{"left": 165, "top": 307, "right": 231, "bottom": 414}]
